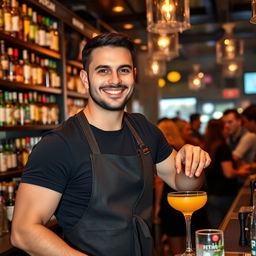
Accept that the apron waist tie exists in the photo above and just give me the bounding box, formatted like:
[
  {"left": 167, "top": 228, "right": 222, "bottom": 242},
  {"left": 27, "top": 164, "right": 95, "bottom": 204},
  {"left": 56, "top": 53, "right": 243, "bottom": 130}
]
[{"left": 133, "top": 215, "right": 152, "bottom": 256}]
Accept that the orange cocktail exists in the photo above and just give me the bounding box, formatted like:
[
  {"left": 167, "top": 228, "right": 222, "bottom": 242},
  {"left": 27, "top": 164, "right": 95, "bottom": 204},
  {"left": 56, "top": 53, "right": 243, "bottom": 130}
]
[
  {"left": 167, "top": 191, "right": 207, "bottom": 256},
  {"left": 167, "top": 192, "right": 207, "bottom": 216}
]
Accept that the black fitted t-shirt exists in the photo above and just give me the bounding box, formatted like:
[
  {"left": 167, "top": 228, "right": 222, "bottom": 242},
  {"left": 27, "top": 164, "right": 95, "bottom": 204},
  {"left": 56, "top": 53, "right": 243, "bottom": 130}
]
[{"left": 21, "top": 113, "right": 173, "bottom": 233}]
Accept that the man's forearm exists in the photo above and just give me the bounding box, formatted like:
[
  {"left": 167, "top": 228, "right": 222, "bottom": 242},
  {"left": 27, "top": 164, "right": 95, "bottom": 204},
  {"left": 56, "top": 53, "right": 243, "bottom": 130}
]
[{"left": 11, "top": 224, "right": 87, "bottom": 256}]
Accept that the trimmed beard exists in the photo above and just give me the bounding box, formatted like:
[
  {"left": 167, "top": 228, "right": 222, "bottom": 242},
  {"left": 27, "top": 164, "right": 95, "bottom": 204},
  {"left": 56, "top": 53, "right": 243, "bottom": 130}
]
[{"left": 88, "top": 78, "right": 134, "bottom": 111}]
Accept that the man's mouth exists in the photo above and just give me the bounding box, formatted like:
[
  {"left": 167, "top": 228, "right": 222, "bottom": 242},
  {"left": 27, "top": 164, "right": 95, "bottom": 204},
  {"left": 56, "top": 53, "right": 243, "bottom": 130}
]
[{"left": 100, "top": 85, "right": 128, "bottom": 96}]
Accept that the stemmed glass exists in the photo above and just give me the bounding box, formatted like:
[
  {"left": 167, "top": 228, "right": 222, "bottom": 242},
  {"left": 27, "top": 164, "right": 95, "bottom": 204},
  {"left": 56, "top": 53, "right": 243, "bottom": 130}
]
[{"left": 167, "top": 191, "right": 207, "bottom": 256}]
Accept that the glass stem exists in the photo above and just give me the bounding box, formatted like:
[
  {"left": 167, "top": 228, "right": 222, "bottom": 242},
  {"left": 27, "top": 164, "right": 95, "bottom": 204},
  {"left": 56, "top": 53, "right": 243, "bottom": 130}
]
[{"left": 184, "top": 214, "right": 193, "bottom": 254}]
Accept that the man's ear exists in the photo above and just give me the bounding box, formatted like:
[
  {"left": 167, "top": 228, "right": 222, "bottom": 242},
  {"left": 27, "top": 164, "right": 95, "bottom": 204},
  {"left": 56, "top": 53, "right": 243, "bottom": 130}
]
[{"left": 80, "top": 70, "right": 89, "bottom": 90}]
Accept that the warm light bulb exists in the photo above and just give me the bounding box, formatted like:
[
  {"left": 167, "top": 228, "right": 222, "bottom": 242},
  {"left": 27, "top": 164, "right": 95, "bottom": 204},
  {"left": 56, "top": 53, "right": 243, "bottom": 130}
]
[
  {"left": 226, "top": 45, "right": 235, "bottom": 52},
  {"left": 158, "top": 78, "right": 166, "bottom": 88},
  {"left": 157, "top": 35, "right": 170, "bottom": 49},
  {"left": 161, "top": 0, "right": 175, "bottom": 21},
  {"left": 151, "top": 61, "right": 160, "bottom": 74},
  {"left": 198, "top": 72, "right": 204, "bottom": 78},
  {"left": 193, "top": 78, "right": 201, "bottom": 87},
  {"left": 112, "top": 6, "right": 124, "bottom": 13},
  {"left": 228, "top": 63, "right": 238, "bottom": 72},
  {"left": 224, "top": 39, "right": 230, "bottom": 45}
]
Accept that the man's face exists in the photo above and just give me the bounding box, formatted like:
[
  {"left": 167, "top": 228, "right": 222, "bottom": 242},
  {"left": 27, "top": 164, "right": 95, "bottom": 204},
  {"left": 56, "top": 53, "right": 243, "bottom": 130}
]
[
  {"left": 222, "top": 113, "right": 241, "bottom": 136},
  {"left": 83, "top": 46, "right": 135, "bottom": 111},
  {"left": 243, "top": 117, "right": 256, "bottom": 133}
]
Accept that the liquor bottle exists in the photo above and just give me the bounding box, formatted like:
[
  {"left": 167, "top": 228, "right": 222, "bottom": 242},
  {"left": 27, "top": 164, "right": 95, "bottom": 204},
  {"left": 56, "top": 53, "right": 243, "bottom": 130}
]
[
  {"left": 251, "top": 190, "right": 256, "bottom": 255},
  {"left": 9, "top": 139, "right": 17, "bottom": 170},
  {"left": 33, "top": 91, "right": 40, "bottom": 124},
  {"left": 0, "top": 90, "right": 5, "bottom": 126},
  {"left": 35, "top": 56, "right": 43, "bottom": 85},
  {"left": 13, "top": 48, "right": 23, "bottom": 83},
  {"left": 22, "top": 3, "right": 30, "bottom": 42},
  {"left": 0, "top": 142, "right": 7, "bottom": 172},
  {"left": 49, "top": 95, "right": 59, "bottom": 124},
  {"left": 29, "top": 11, "right": 37, "bottom": 43},
  {"left": 37, "top": 15, "right": 46, "bottom": 47},
  {"left": 0, "top": 183, "right": 9, "bottom": 233},
  {"left": 6, "top": 185, "right": 15, "bottom": 229},
  {"left": 28, "top": 91, "right": 36, "bottom": 124},
  {"left": 67, "top": 65, "right": 75, "bottom": 91},
  {"left": 3, "top": 0, "right": 11, "bottom": 33},
  {"left": 7, "top": 47, "right": 15, "bottom": 81},
  {"left": 49, "top": 21, "right": 59, "bottom": 51},
  {"left": 42, "top": 58, "right": 50, "bottom": 87},
  {"left": 0, "top": 40, "right": 9, "bottom": 80},
  {"left": 23, "top": 93, "right": 30, "bottom": 125},
  {"left": 3, "top": 140, "right": 12, "bottom": 170},
  {"left": 21, "top": 137, "right": 30, "bottom": 166},
  {"left": 17, "top": 1, "right": 24, "bottom": 41},
  {"left": 0, "top": 1, "right": 4, "bottom": 31},
  {"left": 4, "top": 91, "right": 12, "bottom": 126},
  {"left": 18, "top": 92, "right": 25, "bottom": 126},
  {"left": 44, "top": 17, "right": 50, "bottom": 48},
  {"left": 22, "top": 49, "right": 31, "bottom": 84},
  {"left": 30, "top": 53, "right": 37, "bottom": 85},
  {"left": 11, "top": 91, "right": 18, "bottom": 126},
  {"left": 10, "top": 0, "right": 19, "bottom": 38},
  {"left": 41, "top": 94, "right": 48, "bottom": 125},
  {"left": 14, "top": 138, "right": 22, "bottom": 169}
]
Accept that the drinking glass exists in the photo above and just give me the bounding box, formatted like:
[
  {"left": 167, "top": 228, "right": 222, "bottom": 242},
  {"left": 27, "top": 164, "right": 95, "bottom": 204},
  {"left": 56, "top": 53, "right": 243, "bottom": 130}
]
[{"left": 167, "top": 191, "right": 207, "bottom": 256}]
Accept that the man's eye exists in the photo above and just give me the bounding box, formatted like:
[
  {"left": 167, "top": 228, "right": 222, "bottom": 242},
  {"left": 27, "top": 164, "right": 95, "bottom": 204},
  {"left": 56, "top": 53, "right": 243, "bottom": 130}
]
[
  {"left": 98, "top": 69, "right": 108, "bottom": 74},
  {"left": 119, "top": 68, "right": 131, "bottom": 74}
]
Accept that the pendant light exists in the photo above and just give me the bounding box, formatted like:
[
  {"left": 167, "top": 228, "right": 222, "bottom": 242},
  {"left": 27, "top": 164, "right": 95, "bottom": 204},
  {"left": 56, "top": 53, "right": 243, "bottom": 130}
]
[
  {"left": 188, "top": 64, "right": 205, "bottom": 90},
  {"left": 146, "top": 0, "right": 190, "bottom": 34}
]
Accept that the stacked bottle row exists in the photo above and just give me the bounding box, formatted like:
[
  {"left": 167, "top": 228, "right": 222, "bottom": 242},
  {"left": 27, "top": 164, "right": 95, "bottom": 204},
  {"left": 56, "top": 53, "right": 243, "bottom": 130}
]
[
  {"left": 0, "top": 180, "right": 18, "bottom": 235},
  {"left": 67, "top": 65, "right": 86, "bottom": 94},
  {"left": 0, "top": 0, "right": 59, "bottom": 51},
  {"left": 0, "top": 136, "right": 41, "bottom": 173},
  {"left": 67, "top": 98, "right": 86, "bottom": 118},
  {"left": 0, "top": 40, "right": 61, "bottom": 87},
  {"left": 0, "top": 90, "right": 59, "bottom": 126}
]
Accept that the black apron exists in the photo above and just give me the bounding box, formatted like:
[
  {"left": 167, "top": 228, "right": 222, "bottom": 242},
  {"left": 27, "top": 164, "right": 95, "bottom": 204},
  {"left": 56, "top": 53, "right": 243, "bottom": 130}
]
[{"left": 64, "top": 111, "right": 154, "bottom": 256}]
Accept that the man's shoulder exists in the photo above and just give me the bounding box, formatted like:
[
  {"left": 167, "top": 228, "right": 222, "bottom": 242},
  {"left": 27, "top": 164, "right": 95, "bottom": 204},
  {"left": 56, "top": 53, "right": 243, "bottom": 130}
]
[{"left": 242, "top": 130, "right": 256, "bottom": 141}]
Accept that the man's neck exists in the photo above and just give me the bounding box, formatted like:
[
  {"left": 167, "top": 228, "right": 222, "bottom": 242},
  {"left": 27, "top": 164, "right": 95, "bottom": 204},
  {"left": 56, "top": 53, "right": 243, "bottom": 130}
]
[{"left": 83, "top": 103, "right": 124, "bottom": 131}]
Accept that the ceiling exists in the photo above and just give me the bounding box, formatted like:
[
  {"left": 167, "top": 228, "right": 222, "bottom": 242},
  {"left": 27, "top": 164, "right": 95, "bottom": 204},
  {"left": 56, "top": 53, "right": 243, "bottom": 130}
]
[{"left": 58, "top": 0, "right": 255, "bottom": 46}]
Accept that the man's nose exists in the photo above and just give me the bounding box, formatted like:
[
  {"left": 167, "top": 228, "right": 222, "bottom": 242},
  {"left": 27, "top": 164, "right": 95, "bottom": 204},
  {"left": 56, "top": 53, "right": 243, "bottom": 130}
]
[{"left": 108, "top": 71, "right": 121, "bottom": 85}]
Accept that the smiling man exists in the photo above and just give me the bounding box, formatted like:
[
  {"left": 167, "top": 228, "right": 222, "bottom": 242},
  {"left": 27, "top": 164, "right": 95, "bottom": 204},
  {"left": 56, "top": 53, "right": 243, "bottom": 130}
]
[{"left": 11, "top": 33, "right": 210, "bottom": 256}]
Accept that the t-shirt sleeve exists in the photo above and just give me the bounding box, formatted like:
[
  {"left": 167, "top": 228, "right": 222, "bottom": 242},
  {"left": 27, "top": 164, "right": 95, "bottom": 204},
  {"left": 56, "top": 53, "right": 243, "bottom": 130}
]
[
  {"left": 233, "top": 133, "right": 256, "bottom": 159},
  {"left": 21, "top": 133, "right": 73, "bottom": 194}
]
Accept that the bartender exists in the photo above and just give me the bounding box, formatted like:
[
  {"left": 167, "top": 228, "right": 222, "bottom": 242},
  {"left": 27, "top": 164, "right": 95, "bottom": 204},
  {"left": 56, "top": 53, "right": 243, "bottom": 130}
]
[{"left": 11, "top": 33, "right": 210, "bottom": 256}]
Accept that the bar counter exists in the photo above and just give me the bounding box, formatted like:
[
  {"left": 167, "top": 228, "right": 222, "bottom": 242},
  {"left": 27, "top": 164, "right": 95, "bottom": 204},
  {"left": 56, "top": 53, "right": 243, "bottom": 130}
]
[
  {"left": 220, "top": 175, "right": 254, "bottom": 255},
  {"left": 0, "top": 178, "right": 254, "bottom": 255}
]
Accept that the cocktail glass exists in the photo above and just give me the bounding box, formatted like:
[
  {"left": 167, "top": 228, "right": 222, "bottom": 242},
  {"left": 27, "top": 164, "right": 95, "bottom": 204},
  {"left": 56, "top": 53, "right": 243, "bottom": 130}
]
[{"left": 167, "top": 191, "right": 207, "bottom": 256}]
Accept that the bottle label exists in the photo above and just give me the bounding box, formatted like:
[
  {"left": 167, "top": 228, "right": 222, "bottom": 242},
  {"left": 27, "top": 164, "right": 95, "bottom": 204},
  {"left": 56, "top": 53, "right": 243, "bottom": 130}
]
[
  {"left": 11, "top": 15, "right": 19, "bottom": 32},
  {"left": 4, "top": 13, "right": 11, "bottom": 31},
  {"left": 6, "top": 205, "right": 14, "bottom": 222},
  {"left": 0, "top": 108, "right": 5, "bottom": 123}
]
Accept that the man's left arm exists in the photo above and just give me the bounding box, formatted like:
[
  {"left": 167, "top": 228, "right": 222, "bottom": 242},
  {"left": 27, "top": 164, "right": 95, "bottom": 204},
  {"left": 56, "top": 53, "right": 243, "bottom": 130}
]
[{"left": 156, "top": 144, "right": 211, "bottom": 191}]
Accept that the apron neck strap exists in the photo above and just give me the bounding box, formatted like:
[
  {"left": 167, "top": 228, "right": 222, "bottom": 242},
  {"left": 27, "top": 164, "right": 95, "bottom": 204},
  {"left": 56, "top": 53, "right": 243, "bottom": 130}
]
[
  {"left": 76, "top": 110, "right": 101, "bottom": 154},
  {"left": 124, "top": 114, "right": 150, "bottom": 155}
]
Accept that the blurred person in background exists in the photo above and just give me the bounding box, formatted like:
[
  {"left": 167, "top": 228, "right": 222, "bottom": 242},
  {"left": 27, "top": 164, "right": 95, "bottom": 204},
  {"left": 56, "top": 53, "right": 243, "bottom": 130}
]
[
  {"left": 190, "top": 113, "right": 204, "bottom": 144},
  {"left": 174, "top": 119, "right": 202, "bottom": 146},
  {"left": 222, "top": 109, "right": 256, "bottom": 165},
  {"left": 204, "top": 119, "right": 250, "bottom": 228},
  {"left": 242, "top": 104, "right": 256, "bottom": 133}
]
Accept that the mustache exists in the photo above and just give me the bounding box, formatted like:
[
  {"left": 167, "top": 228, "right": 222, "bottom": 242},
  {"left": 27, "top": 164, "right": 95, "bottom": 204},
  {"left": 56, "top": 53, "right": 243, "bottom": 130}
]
[{"left": 99, "top": 84, "right": 128, "bottom": 90}]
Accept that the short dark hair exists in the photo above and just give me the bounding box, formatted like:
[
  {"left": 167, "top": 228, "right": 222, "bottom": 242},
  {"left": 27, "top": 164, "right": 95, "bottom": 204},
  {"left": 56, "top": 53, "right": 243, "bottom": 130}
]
[
  {"left": 223, "top": 108, "right": 241, "bottom": 119},
  {"left": 190, "top": 113, "right": 200, "bottom": 123},
  {"left": 82, "top": 33, "right": 136, "bottom": 71},
  {"left": 243, "top": 104, "right": 256, "bottom": 122}
]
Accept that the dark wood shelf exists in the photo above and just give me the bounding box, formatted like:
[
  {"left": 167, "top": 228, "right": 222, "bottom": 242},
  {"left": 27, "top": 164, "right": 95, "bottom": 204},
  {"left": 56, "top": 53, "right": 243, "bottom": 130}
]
[
  {"left": 0, "top": 79, "right": 62, "bottom": 94},
  {"left": 0, "top": 124, "right": 59, "bottom": 131},
  {"left": 0, "top": 169, "right": 23, "bottom": 181},
  {"left": 0, "top": 32, "right": 61, "bottom": 59},
  {"left": 67, "top": 90, "right": 88, "bottom": 99},
  {"left": 67, "top": 60, "right": 83, "bottom": 69}
]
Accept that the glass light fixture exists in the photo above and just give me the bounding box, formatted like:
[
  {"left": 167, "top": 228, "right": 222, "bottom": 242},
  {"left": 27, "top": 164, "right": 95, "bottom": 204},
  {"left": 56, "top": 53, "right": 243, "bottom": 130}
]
[
  {"left": 216, "top": 23, "right": 244, "bottom": 64},
  {"left": 146, "top": 0, "right": 190, "bottom": 34},
  {"left": 188, "top": 64, "right": 205, "bottom": 90},
  {"left": 250, "top": 0, "right": 256, "bottom": 24},
  {"left": 148, "top": 32, "right": 179, "bottom": 61},
  {"left": 222, "top": 59, "right": 243, "bottom": 78},
  {"left": 148, "top": 58, "right": 167, "bottom": 77}
]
